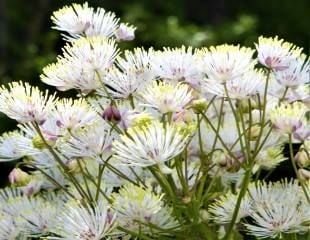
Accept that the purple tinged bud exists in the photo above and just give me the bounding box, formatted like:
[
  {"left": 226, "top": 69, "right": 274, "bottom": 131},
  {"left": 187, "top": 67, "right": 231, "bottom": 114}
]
[
  {"left": 102, "top": 105, "right": 121, "bottom": 123},
  {"left": 56, "top": 120, "right": 64, "bottom": 128},
  {"left": 8, "top": 168, "right": 31, "bottom": 186}
]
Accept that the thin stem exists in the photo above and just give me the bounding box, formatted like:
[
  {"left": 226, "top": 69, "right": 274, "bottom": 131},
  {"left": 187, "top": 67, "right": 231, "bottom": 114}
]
[
  {"left": 224, "top": 168, "right": 252, "bottom": 240},
  {"left": 224, "top": 85, "right": 246, "bottom": 159},
  {"left": 199, "top": 111, "right": 238, "bottom": 162},
  {"left": 128, "top": 94, "right": 135, "bottom": 109},
  {"left": 18, "top": 162, "right": 75, "bottom": 198},
  {"left": 32, "top": 122, "right": 91, "bottom": 202},
  {"left": 197, "top": 114, "right": 204, "bottom": 156},
  {"left": 95, "top": 164, "right": 105, "bottom": 201},
  {"left": 288, "top": 134, "right": 310, "bottom": 204}
]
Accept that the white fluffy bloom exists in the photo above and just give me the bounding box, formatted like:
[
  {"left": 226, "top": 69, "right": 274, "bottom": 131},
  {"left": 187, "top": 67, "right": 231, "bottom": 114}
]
[
  {"left": 99, "top": 48, "right": 156, "bottom": 99},
  {"left": 269, "top": 101, "right": 307, "bottom": 135},
  {"left": 112, "top": 184, "right": 178, "bottom": 233},
  {"left": 0, "top": 131, "right": 30, "bottom": 161},
  {"left": 59, "top": 123, "right": 114, "bottom": 163},
  {"left": 202, "top": 70, "right": 265, "bottom": 99},
  {"left": 51, "top": 2, "right": 120, "bottom": 41},
  {"left": 208, "top": 192, "right": 252, "bottom": 224},
  {"left": 139, "top": 81, "right": 193, "bottom": 113},
  {"left": 245, "top": 180, "right": 308, "bottom": 239},
  {"left": 255, "top": 36, "right": 303, "bottom": 71},
  {"left": 53, "top": 98, "right": 99, "bottom": 131},
  {"left": 41, "top": 37, "right": 118, "bottom": 94},
  {"left": 253, "top": 145, "right": 287, "bottom": 173},
  {"left": 274, "top": 57, "right": 310, "bottom": 87},
  {"left": 115, "top": 23, "right": 136, "bottom": 41},
  {"left": 0, "top": 82, "right": 56, "bottom": 124},
  {"left": 113, "top": 121, "right": 190, "bottom": 173},
  {"left": 52, "top": 200, "right": 117, "bottom": 240},
  {"left": 151, "top": 46, "right": 203, "bottom": 88},
  {"left": 200, "top": 44, "right": 256, "bottom": 83}
]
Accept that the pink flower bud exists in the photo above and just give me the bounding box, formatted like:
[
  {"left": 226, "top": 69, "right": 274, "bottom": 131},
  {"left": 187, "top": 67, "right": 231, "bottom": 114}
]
[
  {"left": 115, "top": 23, "right": 136, "bottom": 41},
  {"left": 102, "top": 105, "right": 121, "bottom": 123},
  {"left": 8, "top": 168, "right": 31, "bottom": 186}
]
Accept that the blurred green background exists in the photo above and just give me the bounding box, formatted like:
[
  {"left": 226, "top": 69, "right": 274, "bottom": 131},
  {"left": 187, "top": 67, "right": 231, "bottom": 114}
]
[{"left": 0, "top": 0, "right": 309, "bottom": 184}]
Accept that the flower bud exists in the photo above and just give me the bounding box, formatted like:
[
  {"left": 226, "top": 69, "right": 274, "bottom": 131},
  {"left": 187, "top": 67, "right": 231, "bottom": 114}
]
[
  {"left": 32, "top": 134, "right": 46, "bottom": 149},
  {"left": 298, "top": 168, "right": 310, "bottom": 181},
  {"left": 192, "top": 99, "right": 207, "bottom": 113},
  {"left": 8, "top": 168, "right": 31, "bottom": 186},
  {"left": 212, "top": 151, "right": 242, "bottom": 173},
  {"left": 238, "top": 98, "right": 257, "bottom": 113},
  {"left": 32, "top": 133, "right": 56, "bottom": 149},
  {"left": 212, "top": 151, "right": 227, "bottom": 167},
  {"left": 248, "top": 125, "right": 261, "bottom": 140},
  {"left": 102, "top": 105, "right": 121, "bottom": 123},
  {"left": 199, "top": 209, "right": 209, "bottom": 222},
  {"left": 115, "top": 23, "right": 136, "bottom": 41},
  {"left": 295, "top": 150, "right": 310, "bottom": 168},
  {"left": 181, "top": 196, "right": 191, "bottom": 204},
  {"left": 66, "top": 159, "right": 81, "bottom": 174},
  {"left": 131, "top": 113, "right": 153, "bottom": 128}
]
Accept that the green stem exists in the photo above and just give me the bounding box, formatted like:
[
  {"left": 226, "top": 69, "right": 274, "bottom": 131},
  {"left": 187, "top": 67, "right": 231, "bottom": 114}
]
[
  {"left": 224, "top": 168, "right": 252, "bottom": 240},
  {"left": 199, "top": 111, "right": 238, "bottom": 162},
  {"left": 288, "top": 134, "right": 310, "bottom": 204},
  {"left": 128, "top": 94, "right": 135, "bottom": 109},
  {"left": 32, "top": 122, "right": 91, "bottom": 202},
  {"left": 95, "top": 164, "right": 105, "bottom": 201}
]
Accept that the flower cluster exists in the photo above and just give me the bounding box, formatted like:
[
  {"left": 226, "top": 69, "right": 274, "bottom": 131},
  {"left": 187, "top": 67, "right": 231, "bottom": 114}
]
[{"left": 0, "top": 2, "right": 309, "bottom": 239}]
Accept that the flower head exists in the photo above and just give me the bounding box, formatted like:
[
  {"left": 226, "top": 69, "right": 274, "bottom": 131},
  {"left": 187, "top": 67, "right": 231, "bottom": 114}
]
[
  {"left": 151, "top": 46, "right": 203, "bottom": 87},
  {"left": 113, "top": 121, "right": 190, "bottom": 173},
  {"left": 274, "top": 57, "right": 310, "bottom": 88},
  {"left": 51, "top": 2, "right": 120, "bottom": 41},
  {"left": 52, "top": 200, "right": 117, "bottom": 240},
  {"left": 53, "top": 98, "right": 99, "bottom": 131},
  {"left": 112, "top": 184, "right": 178, "bottom": 233},
  {"left": 41, "top": 37, "right": 118, "bottom": 94},
  {"left": 255, "top": 36, "right": 303, "bottom": 71},
  {"left": 99, "top": 48, "right": 156, "bottom": 99},
  {"left": 202, "top": 70, "right": 265, "bottom": 99},
  {"left": 115, "top": 23, "right": 136, "bottom": 41},
  {"left": 0, "top": 82, "right": 56, "bottom": 124},
  {"left": 245, "top": 180, "right": 308, "bottom": 239},
  {"left": 269, "top": 102, "right": 307, "bottom": 134},
  {"left": 200, "top": 44, "right": 255, "bottom": 83},
  {"left": 140, "top": 81, "right": 193, "bottom": 113}
]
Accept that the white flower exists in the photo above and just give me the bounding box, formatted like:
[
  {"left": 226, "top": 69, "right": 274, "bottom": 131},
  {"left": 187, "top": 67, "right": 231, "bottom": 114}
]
[
  {"left": 139, "top": 81, "right": 193, "bottom": 114},
  {"left": 0, "top": 214, "right": 25, "bottom": 240},
  {"left": 59, "top": 123, "right": 114, "bottom": 163},
  {"left": 0, "top": 131, "right": 30, "bottom": 161},
  {"left": 151, "top": 46, "right": 203, "bottom": 88},
  {"left": 208, "top": 192, "right": 252, "bottom": 224},
  {"left": 202, "top": 70, "right": 265, "bottom": 99},
  {"left": 269, "top": 101, "right": 307, "bottom": 135},
  {"left": 16, "top": 195, "right": 64, "bottom": 237},
  {"left": 255, "top": 36, "right": 303, "bottom": 71},
  {"left": 53, "top": 98, "right": 99, "bottom": 131},
  {"left": 200, "top": 44, "right": 256, "bottom": 83},
  {"left": 245, "top": 180, "right": 308, "bottom": 239},
  {"left": 0, "top": 82, "right": 56, "bottom": 124},
  {"left": 113, "top": 121, "right": 190, "bottom": 173},
  {"left": 274, "top": 57, "right": 310, "bottom": 88},
  {"left": 52, "top": 200, "right": 117, "bottom": 240},
  {"left": 112, "top": 184, "right": 178, "bottom": 233},
  {"left": 41, "top": 37, "right": 118, "bottom": 94},
  {"left": 115, "top": 23, "right": 136, "bottom": 41},
  {"left": 99, "top": 48, "right": 156, "bottom": 99},
  {"left": 254, "top": 146, "right": 287, "bottom": 173},
  {"left": 51, "top": 2, "right": 120, "bottom": 41}
]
